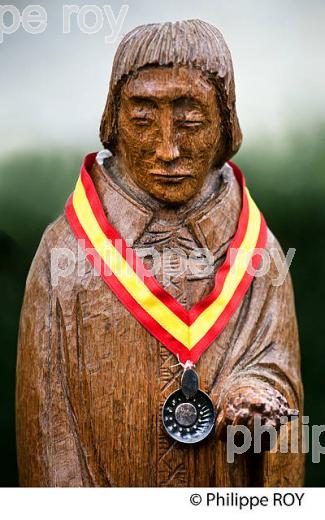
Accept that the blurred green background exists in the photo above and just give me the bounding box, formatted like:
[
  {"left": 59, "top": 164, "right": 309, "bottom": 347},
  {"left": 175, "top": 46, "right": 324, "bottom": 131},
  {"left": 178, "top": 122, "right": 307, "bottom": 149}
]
[{"left": 0, "top": 129, "right": 324, "bottom": 486}]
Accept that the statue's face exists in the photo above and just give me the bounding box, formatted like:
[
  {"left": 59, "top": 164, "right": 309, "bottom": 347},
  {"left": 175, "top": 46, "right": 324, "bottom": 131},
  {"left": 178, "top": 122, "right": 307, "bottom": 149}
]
[{"left": 116, "top": 66, "right": 222, "bottom": 205}]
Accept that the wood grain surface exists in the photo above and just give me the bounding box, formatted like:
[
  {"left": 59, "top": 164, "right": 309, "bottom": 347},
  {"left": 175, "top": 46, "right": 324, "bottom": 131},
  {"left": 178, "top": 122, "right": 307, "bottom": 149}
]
[{"left": 16, "top": 20, "right": 304, "bottom": 487}]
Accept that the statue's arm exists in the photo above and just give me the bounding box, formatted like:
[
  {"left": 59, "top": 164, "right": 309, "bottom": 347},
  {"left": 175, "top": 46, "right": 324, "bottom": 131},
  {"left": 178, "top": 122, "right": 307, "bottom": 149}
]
[
  {"left": 16, "top": 233, "right": 85, "bottom": 486},
  {"left": 212, "top": 237, "right": 303, "bottom": 438}
]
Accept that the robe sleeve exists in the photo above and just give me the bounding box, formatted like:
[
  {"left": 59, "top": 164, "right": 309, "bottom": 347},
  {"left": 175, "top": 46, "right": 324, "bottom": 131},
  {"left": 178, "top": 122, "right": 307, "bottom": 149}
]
[
  {"left": 16, "top": 230, "right": 85, "bottom": 486},
  {"left": 212, "top": 231, "right": 303, "bottom": 412},
  {"left": 211, "top": 231, "right": 304, "bottom": 485}
]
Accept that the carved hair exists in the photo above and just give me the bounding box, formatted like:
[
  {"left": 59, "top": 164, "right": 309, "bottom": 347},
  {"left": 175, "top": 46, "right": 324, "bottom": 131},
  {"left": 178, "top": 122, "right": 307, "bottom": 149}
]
[{"left": 100, "top": 19, "right": 242, "bottom": 166}]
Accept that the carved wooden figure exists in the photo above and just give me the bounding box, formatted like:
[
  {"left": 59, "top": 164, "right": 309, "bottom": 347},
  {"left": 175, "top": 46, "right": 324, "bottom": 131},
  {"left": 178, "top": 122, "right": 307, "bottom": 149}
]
[{"left": 16, "top": 20, "right": 304, "bottom": 486}]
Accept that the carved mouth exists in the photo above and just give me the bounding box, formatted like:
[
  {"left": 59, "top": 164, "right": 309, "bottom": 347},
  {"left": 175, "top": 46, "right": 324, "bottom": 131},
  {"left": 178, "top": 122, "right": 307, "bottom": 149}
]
[{"left": 151, "top": 172, "right": 193, "bottom": 183}]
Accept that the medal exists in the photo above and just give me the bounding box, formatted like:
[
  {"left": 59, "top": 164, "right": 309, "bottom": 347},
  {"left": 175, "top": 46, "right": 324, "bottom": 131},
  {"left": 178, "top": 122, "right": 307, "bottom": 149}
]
[
  {"left": 162, "top": 362, "right": 215, "bottom": 444},
  {"left": 66, "top": 152, "right": 267, "bottom": 445}
]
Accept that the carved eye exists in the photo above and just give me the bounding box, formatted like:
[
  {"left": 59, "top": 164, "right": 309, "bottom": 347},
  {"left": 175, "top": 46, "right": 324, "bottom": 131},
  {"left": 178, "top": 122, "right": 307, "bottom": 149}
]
[
  {"left": 131, "top": 117, "right": 153, "bottom": 127},
  {"left": 176, "top": 119, "right": 205, "bottom": 129}
]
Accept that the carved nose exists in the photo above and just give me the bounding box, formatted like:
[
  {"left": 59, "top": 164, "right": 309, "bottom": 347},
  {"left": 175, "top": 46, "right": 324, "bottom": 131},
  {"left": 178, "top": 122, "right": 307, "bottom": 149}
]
[
  {"left": 156, "top": 141, "right": 180, "bottom": 162},
  {"left": 156, "top": 117, "right": 180, "bottom": 162}
]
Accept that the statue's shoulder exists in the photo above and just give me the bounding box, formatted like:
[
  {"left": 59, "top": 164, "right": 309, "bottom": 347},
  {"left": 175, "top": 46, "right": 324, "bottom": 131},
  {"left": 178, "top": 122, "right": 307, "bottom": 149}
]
[
  {"left": 256, "top": 225, "right": 296, "bottom": 297},
  {"left": 265, "top": 226, "right": 286, "bottom": 257},
  {"left": 26, "top": 213, "right": 76, "bottom": 283},
  {"left": 39, "top": 212, "right": 77, "bottom": 252}
]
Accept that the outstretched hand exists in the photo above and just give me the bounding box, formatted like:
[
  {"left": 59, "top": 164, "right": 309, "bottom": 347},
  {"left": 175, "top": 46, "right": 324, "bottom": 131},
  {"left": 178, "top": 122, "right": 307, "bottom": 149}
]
[{"left": 215, "top": 386, "right": 299, "bottom": 441}]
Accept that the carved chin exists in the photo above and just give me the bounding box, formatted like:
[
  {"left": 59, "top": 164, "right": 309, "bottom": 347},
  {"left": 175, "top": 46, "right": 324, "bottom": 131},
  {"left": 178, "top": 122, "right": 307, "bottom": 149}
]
[{"left": 148, "top": 180, "right": 198, "bottom": 204}]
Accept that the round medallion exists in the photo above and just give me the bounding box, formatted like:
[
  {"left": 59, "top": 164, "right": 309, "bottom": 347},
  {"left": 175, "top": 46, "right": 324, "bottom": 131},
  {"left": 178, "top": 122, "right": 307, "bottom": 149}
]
[
  {"left": 162, "top": 389, "right": 215, "bottom": 444},
  {"left": 175, "top": 402, "right": 197, "bottom": 426}
]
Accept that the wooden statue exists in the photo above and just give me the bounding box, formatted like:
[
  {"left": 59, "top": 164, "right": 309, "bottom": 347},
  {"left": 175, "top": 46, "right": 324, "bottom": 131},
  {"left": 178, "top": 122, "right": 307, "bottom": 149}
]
[{"left": 16, "top": 19, "right": 304, "bottom": 487}]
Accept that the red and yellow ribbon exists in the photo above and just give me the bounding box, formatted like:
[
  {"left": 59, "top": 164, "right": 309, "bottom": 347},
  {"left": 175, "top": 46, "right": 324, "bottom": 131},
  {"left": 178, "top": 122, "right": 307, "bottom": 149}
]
[{"left": 66, "top": 153, "right": 267, "bottom": 364}]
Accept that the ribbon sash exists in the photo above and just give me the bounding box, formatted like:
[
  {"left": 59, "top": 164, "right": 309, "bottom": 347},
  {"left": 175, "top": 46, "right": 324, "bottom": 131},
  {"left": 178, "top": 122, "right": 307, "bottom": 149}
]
[{"left": 65, "top": 153, "right": 267, "bottom": 363}]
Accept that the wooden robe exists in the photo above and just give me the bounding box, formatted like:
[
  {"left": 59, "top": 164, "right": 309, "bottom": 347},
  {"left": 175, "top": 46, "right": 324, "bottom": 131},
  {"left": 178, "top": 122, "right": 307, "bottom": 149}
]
[{"left": 16, "top": 155, "right": 304, "bottom": 486}]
